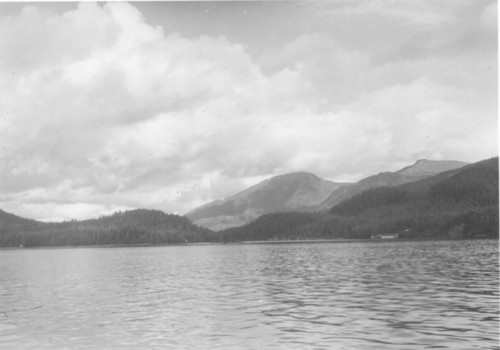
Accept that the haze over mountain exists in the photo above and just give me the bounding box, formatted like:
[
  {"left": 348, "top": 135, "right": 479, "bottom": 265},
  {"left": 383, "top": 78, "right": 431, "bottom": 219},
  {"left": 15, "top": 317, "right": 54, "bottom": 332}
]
[
  {"left": 185, "top": 172, "right": 345, "bottom": 231},
  {"left": 186, "top": 159, "right": 468, "bottom": 230}
]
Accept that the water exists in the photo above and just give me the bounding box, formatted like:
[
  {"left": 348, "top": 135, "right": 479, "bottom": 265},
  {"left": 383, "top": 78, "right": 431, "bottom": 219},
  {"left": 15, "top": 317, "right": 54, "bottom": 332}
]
[{"left": 0, "top": 240, "right": 498, "bottom": 349}]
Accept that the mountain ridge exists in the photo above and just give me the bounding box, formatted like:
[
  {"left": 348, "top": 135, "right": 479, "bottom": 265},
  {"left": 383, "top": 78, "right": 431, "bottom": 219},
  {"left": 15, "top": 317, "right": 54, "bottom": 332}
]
[
  {"left": 187, "top": 159, "right": 469, "bottom": 230},
  {"left": 315, "top": 159, "right": 468, "bottom": 210},
  {"left": 395, "top": 159, "right": 468, "bottom": 178},
  {"left": 185, "top": 171, "right": 345, "bottom": 230},
  {"left": 0, "top": 157, "right": 496, "bottom": 246},
  {"left": 221, "top": 157, "right": 498, "bottom": 241}
]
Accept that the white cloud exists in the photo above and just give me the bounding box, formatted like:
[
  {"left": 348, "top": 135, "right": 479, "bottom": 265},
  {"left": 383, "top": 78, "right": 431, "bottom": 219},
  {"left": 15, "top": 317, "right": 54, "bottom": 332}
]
[
  {"left": 480, "top": 2, "right": 497, "bottom": 32},
  {"left": 321, "top": 0, "right": 462, "bottom": 27},
  {"left": 0, "top": 1, "right": 496, "bottom": 221}
]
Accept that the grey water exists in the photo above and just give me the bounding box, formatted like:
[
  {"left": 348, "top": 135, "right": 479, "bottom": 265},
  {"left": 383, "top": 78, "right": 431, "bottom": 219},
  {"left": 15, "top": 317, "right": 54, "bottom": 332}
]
[{"left": 0, "top": 240, "right": 498, "bottom": 349}]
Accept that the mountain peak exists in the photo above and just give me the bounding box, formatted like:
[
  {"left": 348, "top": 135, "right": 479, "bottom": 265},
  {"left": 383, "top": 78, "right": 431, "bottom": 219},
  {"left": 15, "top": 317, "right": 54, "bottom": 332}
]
[
  {"left": 186, "top": 160, "right": 470, "bottom": 230},
  {"left": 396, "top": 159, "right": 468, "bottom": 178},
  {"left": 270, "top": 171, "right": 320, "bottom": 181},
  {"left": 316, "top": 159, "right": 468, "bottom": 211},
  {"left": 185, "top": 171, "right": 344, "bottom": 230},
  {"left": 267, "top": 171, "right": 323, "bottom": 186}
]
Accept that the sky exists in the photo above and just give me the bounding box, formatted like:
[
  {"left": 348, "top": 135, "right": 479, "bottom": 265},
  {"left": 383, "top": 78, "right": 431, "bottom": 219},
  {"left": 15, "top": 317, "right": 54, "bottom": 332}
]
[{"left": 0, "top": 0, "right": 497, "bottom": 221}]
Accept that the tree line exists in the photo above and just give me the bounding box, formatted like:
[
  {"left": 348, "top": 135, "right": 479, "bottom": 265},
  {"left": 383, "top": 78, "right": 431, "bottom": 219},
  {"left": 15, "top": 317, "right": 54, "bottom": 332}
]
[
  {"left": 0, "top": 209, "right": 214, "bottom": 247},
  {"left": 1, "top": 158, "right": 498, "bottom": 247}
]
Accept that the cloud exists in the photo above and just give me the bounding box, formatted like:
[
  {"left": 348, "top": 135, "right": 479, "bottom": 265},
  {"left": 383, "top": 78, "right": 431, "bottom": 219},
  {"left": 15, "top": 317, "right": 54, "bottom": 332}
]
[
  {"left": 0, "top": 1, "right": 496, "bottom": 221},
  {"left": 480, "top": 2, "right": 497, "bottom": 32},
  {"left": 259, "top": 33, "right": 371, "bottom": 106},
  {"left": 319, "top": 0, "right": 462, "bottom": 27},
  {"left": 0, "top": 2, "right": 283, "bottom": 219},
  {"left": 0, "top": 3, "right": 118, "bottom": 72}
]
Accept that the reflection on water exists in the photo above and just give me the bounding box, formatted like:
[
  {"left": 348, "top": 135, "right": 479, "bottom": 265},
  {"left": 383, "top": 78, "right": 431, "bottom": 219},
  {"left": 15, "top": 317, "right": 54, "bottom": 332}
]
[{"left": 0, "top": 240, "right": 498, "bottom": 349}]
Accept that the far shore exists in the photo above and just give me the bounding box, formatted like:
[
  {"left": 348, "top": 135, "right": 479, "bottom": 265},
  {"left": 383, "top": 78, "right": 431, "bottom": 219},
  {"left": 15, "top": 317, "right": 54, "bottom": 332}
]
[{"left": 0, "top": 237, "right": 496, "bottom": 250}]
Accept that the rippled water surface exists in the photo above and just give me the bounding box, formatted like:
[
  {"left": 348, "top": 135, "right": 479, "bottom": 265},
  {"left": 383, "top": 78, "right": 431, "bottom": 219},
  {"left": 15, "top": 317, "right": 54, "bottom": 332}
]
[{"left": 1, "top": 240, "right": 498, "bottom": 349}]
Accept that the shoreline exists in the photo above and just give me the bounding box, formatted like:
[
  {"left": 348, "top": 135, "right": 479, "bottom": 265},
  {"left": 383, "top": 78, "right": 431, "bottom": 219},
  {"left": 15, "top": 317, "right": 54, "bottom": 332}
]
[{"left": 0, "top": 237, "right": 496, "bottom": 250}]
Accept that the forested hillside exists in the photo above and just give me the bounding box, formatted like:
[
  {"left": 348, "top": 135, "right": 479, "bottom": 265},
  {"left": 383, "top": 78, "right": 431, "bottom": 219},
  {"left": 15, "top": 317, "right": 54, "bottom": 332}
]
[
  {"left": 0, "top": 209, "right": 214, "bottom": 247},
  {"left": 1, "top": 158, "right": 497, "bottom": 247},
  {"left": 222, "top": 158, "right": 498, "bottom": 241},
  {"left": 316, "top": 159, "right": 467, "bottom": 210}
]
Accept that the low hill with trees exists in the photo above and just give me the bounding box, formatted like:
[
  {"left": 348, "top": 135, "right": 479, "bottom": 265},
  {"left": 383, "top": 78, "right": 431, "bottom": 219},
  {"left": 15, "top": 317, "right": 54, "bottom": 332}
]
[{"left": 0, "top": 209, "right": 214, "bottom": 247}]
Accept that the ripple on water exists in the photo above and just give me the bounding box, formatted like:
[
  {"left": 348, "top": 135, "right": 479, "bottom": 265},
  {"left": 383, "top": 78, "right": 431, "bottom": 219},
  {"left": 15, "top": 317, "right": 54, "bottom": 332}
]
[{"left": 0, "top": 240, "right": 498, "bottom": 349}]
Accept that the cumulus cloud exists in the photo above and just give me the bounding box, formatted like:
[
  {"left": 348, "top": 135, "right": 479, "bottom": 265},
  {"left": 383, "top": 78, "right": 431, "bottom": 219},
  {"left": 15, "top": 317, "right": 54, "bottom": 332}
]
[{"left": 0, "top": 1, "right": 496, "bottom": 221}]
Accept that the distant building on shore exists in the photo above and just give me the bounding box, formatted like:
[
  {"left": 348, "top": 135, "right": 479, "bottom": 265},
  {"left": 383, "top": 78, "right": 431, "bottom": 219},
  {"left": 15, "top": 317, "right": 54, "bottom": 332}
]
[{"left": 371, "top": 233, "right": 399, "bottom": 239}]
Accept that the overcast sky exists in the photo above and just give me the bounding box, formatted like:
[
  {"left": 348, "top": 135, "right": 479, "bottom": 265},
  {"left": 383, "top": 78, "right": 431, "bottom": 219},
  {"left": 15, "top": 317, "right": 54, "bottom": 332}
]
[{"left": 0, "top": 1, "right": 497, "bottom": 221}]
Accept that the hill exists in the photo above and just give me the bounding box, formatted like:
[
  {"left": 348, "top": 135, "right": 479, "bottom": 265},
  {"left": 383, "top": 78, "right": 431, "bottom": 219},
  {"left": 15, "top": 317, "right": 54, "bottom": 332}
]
[
  {"left": 222, "top": 158, "right": 498, "bottom": 241},
  {"left": 0, "top": 209, "right": 40, "bottom": 227},
  {"left": 185, "top": 172, "right": 345, "bottom": 231},
  {"left": 316, "top": 159, "right": 468, "bottom": 210},
  {"left": 0, "top": 209, "right": 213, "bottom": 247}
]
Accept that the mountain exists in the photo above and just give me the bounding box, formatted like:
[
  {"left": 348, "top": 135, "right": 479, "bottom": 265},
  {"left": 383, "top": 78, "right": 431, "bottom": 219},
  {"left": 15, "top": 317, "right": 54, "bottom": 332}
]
[
  {"left": 0, "top": 209, "right": 42, "bottom": 232},
  {"left": 316, "top": 159, "right": 468, "bottom": 210},
  {"left": 187, "top": 160, "right": 468, "bottom": 231},
  {"left": 0, "top": 209, "right": 36, "bottom": 225},
  {"left": 0, "top": 209, "right": 213, "bottom": 247},
  {"left": 1, "top": 158, "right": 495, "bottom": 247},
  {"left": 221, "top": 157, "right": 498, "bottom": 242},
  {"left": 185, "top": 172, "right": 345, "bottom": 231},
  {"left": 395, "top": 159, "right": 469, "bottom": 179}
]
